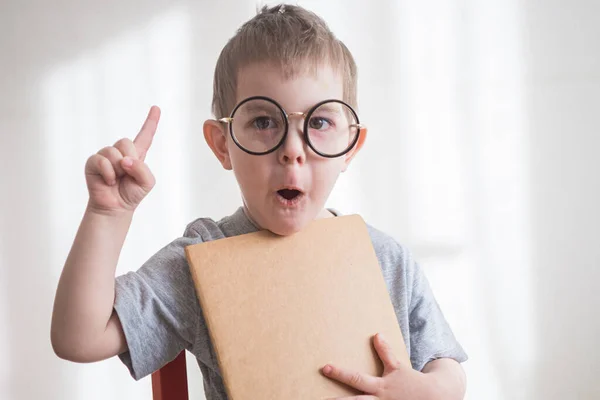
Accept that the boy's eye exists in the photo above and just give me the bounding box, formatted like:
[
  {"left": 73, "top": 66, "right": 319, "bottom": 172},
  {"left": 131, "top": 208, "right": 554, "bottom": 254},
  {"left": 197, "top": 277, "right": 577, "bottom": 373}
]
[
  {"left": 308, "top": 117, "right": 331, "bottom": 130},
  {"left": 252, "top": 116, "right": 277, "bottom": 130}
]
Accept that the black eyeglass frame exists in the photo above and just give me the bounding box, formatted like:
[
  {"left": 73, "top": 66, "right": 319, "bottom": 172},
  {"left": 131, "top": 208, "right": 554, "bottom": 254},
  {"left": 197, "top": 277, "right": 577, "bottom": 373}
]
[{"left": 218, "top": 95, "right": 364, "bottom": 158}]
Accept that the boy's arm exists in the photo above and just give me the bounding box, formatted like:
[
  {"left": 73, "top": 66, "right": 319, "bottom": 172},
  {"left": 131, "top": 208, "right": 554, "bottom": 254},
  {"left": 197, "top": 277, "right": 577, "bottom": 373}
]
[
  {"left": 51, "top": 209, "right": 132, "bottom": 362},
  {"left": 51, "top": 106, "right": 161, "bottom": 363},
  {"left": 423, "top": 358, "right": 467, "bottom": 399}
]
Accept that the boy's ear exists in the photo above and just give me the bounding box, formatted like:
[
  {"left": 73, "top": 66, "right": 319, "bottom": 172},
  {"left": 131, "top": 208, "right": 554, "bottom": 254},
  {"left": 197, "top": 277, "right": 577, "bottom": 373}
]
[
  {"left": 342, "top": 127, "right": 367, "bottom": 172},
  {"left": 204, "top": 119, "right": 232, "bottom": 170}
]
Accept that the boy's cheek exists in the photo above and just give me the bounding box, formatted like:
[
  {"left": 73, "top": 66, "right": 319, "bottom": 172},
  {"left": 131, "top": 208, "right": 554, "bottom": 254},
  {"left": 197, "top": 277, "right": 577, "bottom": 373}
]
[{"left": 229, "top": 148, "right": 255, "bottom": 173}]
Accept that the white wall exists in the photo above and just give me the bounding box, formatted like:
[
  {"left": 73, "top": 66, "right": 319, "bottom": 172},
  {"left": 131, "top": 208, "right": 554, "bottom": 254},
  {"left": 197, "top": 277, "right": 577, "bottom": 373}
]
[{"left": 1, "top": 0, "right": 598, "bottom": 399}]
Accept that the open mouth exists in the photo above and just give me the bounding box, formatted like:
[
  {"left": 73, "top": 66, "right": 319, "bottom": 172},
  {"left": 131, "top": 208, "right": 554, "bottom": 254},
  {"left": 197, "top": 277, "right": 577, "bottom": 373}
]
[
  {"left": 276, "top": 188, "right": 304, "bottom": 206},
  {"left": 278, "top": 189, "right": 301, "bottom": 200}
]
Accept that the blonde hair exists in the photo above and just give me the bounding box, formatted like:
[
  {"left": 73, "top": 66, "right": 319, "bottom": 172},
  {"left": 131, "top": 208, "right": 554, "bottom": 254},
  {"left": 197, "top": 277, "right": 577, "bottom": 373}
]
[{"left": 211, "top": 3, "right": 358, "bottom": 119}]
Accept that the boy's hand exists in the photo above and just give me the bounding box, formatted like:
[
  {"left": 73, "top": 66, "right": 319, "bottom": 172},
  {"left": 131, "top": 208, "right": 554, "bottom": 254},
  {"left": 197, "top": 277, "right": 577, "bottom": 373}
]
[
  {"left": 321, "top": 333, "right": 442, "bottom": 400},
  {"left": 85, "top": 106, "right": 161, "bottom": 215}
]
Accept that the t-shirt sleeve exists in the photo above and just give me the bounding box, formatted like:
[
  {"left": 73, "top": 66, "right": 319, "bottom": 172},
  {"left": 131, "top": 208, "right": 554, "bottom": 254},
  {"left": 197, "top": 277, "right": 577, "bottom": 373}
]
[
  {"left": 407, "top": 254, "right": 468, "bottom": 371},
  {"left": 113, "top": 230, "right": 204, "bottom": 380}
]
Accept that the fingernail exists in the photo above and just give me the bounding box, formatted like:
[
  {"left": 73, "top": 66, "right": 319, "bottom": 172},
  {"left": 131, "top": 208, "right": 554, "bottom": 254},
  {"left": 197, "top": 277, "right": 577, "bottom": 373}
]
[
  {"left": 122, "top": 157, "right": 133, "bottom": 167},
  {"left": 378, "top": 333, "right": 385, "bottom": 341},
  {"left": 322, "top": 365, "right": 332, "bottom": 374}
]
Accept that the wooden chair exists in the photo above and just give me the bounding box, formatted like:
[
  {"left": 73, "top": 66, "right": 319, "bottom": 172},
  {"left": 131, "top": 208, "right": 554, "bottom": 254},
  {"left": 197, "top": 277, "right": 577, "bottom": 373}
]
[{"left": 151, "top": 351, "right": 189, "bottom": 400}]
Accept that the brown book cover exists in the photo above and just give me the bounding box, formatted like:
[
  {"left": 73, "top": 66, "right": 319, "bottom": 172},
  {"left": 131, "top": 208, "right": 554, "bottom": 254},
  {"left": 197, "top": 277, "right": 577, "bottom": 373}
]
[{"left": 185, "top": 214, "right": 410, "bottom": 399}]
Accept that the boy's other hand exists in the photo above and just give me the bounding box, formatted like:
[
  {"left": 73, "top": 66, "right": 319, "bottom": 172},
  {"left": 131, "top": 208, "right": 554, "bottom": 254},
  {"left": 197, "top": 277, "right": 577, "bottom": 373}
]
[
  {"left": 321, "top": 333, "right": 464, "bottom": 400},
  {"left": 85, "top": 106, "right": 161, "bottom": 215}
]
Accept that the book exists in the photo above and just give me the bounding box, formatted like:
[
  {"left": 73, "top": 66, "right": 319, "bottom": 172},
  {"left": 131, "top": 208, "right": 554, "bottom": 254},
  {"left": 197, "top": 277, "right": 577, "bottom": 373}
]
[{"left": 185, "top": 214, "right": 410, "bottom": 399}]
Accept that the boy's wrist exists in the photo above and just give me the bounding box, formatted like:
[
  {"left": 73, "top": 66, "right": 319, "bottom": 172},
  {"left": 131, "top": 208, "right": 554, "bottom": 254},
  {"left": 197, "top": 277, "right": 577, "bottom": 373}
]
[{"left": 86, "top": 202, "right": 135, "bottom": 220}]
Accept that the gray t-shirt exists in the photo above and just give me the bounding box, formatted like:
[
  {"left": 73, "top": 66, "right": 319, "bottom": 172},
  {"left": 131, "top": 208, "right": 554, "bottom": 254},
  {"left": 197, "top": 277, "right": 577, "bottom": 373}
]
[{"left": 114, "top": 207, "right": 467, "bottom": 399}]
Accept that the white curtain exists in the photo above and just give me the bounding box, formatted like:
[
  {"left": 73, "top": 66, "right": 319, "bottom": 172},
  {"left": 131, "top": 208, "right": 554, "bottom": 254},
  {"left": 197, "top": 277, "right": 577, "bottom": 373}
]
[{"left": 1, "top": 0, "right": 598, "bottom": 399}]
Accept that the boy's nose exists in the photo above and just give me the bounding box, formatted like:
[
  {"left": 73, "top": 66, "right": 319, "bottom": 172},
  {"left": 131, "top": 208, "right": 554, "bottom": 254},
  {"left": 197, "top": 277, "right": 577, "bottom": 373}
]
[{"left": 278, "top": 117, "right": 306, "bottom": 165}]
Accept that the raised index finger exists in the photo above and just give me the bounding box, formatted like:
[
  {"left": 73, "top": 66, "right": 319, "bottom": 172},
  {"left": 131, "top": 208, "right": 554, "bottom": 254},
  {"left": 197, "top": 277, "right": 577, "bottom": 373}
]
[{"left": 133, "top": 105, "right": 161, "bottom": 161}]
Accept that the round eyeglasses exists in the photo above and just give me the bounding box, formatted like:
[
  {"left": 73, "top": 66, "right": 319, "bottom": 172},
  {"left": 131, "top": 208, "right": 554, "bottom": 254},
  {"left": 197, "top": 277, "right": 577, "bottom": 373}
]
[{"left": 219, "top": 96, "right": 364, "bottom": 158}]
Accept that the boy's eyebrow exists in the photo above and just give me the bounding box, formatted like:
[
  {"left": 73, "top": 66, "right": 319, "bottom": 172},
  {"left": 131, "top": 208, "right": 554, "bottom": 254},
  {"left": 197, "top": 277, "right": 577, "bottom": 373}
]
[
  {"left": 312, "top": 103, "right": 343, "bottom": 114},
  {"left": 240, "top": 103, "right": 280, "bottom": 115}
]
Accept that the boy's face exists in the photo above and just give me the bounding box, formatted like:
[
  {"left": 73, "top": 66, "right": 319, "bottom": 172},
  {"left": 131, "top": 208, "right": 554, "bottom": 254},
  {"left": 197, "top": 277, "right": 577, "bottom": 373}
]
[{"left": 204, "top": 62, "right": 365, "bottom": 235}]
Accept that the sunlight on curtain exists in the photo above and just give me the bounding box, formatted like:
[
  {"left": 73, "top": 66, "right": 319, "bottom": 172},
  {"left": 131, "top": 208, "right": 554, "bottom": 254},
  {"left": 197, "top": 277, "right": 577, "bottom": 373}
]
[
  {"left": 0, "top": 234, "right": 6, "bottom": 387},
  {"left": 394, "top": 0, "right": 467, "bottom": 248},
  {"left": 464, "top": 1, "right": 535, "bottom": 398},
  {"left": 392, "top": 1, "right": 535, "bottom": 398},
  {"left": 42, "top": 6, "right": 192, "bottom": 399}
]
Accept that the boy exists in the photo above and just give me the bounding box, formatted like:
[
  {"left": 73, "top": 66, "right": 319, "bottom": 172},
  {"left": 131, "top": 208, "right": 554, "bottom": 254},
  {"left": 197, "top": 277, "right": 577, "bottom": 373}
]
[{"left": 51, "top": 4, "right": 467, "bottom": 399}]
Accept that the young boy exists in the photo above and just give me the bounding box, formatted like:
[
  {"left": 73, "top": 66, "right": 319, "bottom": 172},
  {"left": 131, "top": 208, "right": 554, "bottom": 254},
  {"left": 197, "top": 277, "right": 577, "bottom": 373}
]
[{"left": 51, "top": 4, "right": 467, "bottom": 399}]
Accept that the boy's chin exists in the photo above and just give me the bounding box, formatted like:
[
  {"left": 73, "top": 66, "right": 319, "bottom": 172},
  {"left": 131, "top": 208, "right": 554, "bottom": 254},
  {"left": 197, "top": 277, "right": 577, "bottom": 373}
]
[
  {"left": 243, "top": 203, "right": 324, "bottom": 236},
  {"left": 260, "top": 212, "right": 316, "bottom": 236},
  {"left": 266, "top": 219, "right": 309, "bottom": 236}
]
